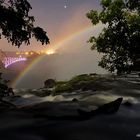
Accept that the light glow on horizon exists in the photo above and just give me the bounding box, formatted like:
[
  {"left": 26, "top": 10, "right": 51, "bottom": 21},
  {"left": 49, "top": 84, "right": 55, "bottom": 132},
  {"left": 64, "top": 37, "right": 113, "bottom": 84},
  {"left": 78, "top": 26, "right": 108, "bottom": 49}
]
[
  {"left": 45, "top": 50, "right": 56, "bottom": 55},
  {"left": 15, "top": 50, "right": 56, "bottom": 56}
]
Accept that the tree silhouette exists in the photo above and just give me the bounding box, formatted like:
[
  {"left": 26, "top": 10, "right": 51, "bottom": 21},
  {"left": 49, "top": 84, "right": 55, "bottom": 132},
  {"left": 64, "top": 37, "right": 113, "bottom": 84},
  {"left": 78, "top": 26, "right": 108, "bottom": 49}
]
[
  {"left": 87, "top": 0, "right": 140, "bottom": 74},
  {"left": 0, "top": 0, "right": 49, "bottom": 47}
]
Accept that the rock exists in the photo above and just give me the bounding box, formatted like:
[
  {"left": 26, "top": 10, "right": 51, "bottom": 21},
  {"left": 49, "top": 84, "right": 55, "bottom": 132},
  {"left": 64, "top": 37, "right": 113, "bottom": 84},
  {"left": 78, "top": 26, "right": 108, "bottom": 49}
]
[
  {"left": 123, "top": 101, "right": 133, "bottom": 107},
  {"left": 72, "top": 98, "right": 78, "bottom": 102},
  {"left": 32, "top": 89, "right": 51, "bottom": 97},
  {"left": 0, "top": 99, "right": 17, "bottom": 110},
  {"left": 77, "top": 98, "right": 123, "bottom": 117},
  {"left": 96, "top": 97, "right": 123, "bottom": 114},
  {"left": 44, "top": 79, "right": 56, "bottom": 88},
  {"left": 89, "top": 73, "right": 98, "bottom": 76}
]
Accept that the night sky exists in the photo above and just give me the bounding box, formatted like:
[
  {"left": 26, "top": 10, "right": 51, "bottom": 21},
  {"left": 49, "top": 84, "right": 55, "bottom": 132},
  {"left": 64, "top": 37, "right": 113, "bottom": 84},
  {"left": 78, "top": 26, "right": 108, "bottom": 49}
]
[{"left": 1, "top": 0, "right": 101, "bottom": 52}]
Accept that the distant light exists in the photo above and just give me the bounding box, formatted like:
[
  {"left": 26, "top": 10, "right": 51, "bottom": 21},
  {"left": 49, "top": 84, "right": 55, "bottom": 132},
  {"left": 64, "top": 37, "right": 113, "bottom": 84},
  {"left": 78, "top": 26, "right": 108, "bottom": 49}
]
[
  {"left": 41, "top": 50, "right": 44, "bottom": 54},
  {"left": 16, "top": 52, "right": 19, "bottom": 55},
  {"left": 25, "top": 52, "right": 29, "bottom": 55},
  {"left": 45, "top": 50, "right": 55, "bottom": 55},
  {"left": 30, "top": 52, "right": 34, "bottom": 55}
]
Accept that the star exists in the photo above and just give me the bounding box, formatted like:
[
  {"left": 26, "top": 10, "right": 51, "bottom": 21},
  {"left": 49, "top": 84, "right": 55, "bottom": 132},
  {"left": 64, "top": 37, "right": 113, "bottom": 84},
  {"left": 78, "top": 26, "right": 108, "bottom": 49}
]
[{"left": 64, "top": 5, "right": 67, "bottom": 9}]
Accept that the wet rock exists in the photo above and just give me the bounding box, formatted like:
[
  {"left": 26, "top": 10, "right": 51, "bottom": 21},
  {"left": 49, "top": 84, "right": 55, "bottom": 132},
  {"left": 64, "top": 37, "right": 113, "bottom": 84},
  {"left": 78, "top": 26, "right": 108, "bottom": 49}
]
[
  {"left": 77, "top": 98, "right": 123, "bottom": 117},
  {"left": 123, "top": 101, "right": 133, "bottom": 107},
  {"left": 72, "top": 98, "right": 78, "bottom": 102},
  {"left": 0, "top": 99, "right": 17, "bottom": 111}
]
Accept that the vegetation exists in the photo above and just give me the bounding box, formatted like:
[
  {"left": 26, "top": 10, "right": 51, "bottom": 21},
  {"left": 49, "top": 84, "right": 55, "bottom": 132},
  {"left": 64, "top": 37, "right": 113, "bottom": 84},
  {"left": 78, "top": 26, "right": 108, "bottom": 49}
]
[
  {"left": 0, "top": 0, "right": 49, "bottom": 47},
  {"left": 87, "top": 0, "right": 140, "bottom": 74},
  {"left": 69, "top": 74, "right": 97, "bottom": 85},
  {"left": 52, "top": 74, "right": 99, "bottom": 95},
  {"left": 0, "top": 73, "right": 14, "bottom": 98},
  {"left": 54, "top": 83, "right": 73, "bottom": 94}
]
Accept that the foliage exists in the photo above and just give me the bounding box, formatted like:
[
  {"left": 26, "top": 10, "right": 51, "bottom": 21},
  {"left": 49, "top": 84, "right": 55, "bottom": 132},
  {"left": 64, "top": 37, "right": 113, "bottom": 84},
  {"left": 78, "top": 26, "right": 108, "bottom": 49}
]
[
  {"left": 0, "top": 73, "right": 14, "bottom": 98},
  {"left": 87, "top": 0, "right": 140, "bottom": 74},
  {"left": 0, "top": 0, "right": 49, "bottom": 47}
]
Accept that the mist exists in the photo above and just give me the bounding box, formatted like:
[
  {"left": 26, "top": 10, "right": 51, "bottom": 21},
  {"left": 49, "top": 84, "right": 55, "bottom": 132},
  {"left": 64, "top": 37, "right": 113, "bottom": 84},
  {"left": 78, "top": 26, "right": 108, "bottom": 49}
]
[{"left": 15, "top": 26, "right": 107, "bottom": 89}]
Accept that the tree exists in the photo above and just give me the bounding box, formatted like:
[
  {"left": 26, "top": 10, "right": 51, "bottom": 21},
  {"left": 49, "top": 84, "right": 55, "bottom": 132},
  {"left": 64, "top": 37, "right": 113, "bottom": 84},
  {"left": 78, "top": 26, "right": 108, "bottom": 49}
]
[
  {"left": 0, "top": 0, "right": 49, "bottom": 47},
  {"left": 87, "top": 0, "right": 140, "bottom": 74}
]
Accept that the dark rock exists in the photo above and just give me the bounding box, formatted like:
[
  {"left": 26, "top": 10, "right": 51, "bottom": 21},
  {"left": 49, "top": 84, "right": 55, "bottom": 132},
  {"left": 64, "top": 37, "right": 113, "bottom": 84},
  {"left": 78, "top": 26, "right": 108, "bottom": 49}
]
[
  {"left": 72, "top": 98, "right": 78, "bottom": 102},
  {"left": 77, "top": 98, "right": 123, "bottom": 117},
  {"left": 44, "top": 79, "right": 56, "bottom": 88},
  {"left": 123, "top": 101, "right": 133, "bottom": 107}
]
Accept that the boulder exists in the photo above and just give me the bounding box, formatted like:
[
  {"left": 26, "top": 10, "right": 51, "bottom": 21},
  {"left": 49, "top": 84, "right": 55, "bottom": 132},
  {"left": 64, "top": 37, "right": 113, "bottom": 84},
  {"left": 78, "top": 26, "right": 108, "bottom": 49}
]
[
  {"left": 44, "top": 79, "right": 56, "bottom": 88},
  {"left": 77, "top": 98, "right": 123, "bottom": 117}
]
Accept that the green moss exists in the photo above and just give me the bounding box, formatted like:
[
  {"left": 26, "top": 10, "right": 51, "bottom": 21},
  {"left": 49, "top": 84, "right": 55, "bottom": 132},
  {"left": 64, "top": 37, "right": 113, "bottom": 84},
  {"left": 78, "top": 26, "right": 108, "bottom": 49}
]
[
  {"left": 56, "top": 81, "right": 67, "bottom": 85},
  {"left": 53, "top": 83, "right": 73, "bottom": 94},
  {"left": 31, "top": 90, "right": 51, "bottom": 97},
  {"left": 52, "top": 74, "right": 100, "bottom": 94},
  {"left": 69, "top": 74, "right": 96, "bottom": 85}
]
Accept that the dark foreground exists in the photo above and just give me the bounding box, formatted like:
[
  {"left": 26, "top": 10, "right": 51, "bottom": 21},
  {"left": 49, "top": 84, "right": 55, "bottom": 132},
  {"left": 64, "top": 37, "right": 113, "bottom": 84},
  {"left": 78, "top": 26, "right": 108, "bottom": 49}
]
[
  {"left": 0, "top": 75, "right": 140, "bottom": 140},
  {"left": 0, "top": 100, "right": 140, "bottom": 140}
]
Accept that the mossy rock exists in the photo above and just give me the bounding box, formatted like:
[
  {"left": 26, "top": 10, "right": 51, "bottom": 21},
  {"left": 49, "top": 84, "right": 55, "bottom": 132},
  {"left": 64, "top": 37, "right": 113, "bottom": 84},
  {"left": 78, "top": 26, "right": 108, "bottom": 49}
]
[
  {"left": 53, "top": 74, "right": 100, "bottom": 94},
  {"left": 53, "top": 83, "right": 73, "bottom": 94},
  {"left": 44, "top": 79, "right": 56, "bottom": 88},
  {"left": 32, "top": 89, "right": 52, "bottom": 97},
  {"left": 69, "top": 74, "right": 96, "bottom": 85}
]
